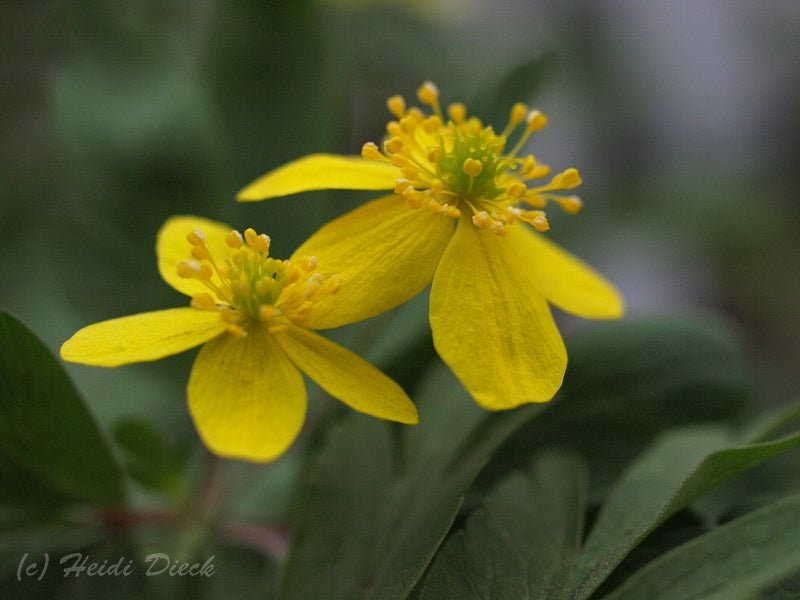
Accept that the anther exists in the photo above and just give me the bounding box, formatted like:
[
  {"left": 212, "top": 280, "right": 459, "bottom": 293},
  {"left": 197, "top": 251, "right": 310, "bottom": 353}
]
[
  {"left": 416, "top": 81, "right": 440, "bottom": 106},
  {"left": 400, "top": 165, "right": 419, "bottom": 179},
  {"left": 191, "top": 245, "right": 210, "bottom": 260},
  {"left": 225, "top": 229, "right": 243, "bottom": 249},
  {"left": 558, "top": 195, "right": 583, "bottom": 214},
  {"left": 176, "top": 260, "right": 203, "bottom": 279},
  {"left": 554, "top": 168, "right": 581, "bottom": 189},
  {"left": 528, "top": 211, "right": 550, "bottom": 232},
  {"left": 384, "top": 137, "right": 403, "bottom": 154},
  {"left": 404, "top": 189, "right": 427, "bottom": 209},
  {"left": 426, "top": 145, "right": 441, "bottom": 164},
  {"left": 394, "top": 178, "right": 412, "bottom": 194},
  {"left": 186, "top": 230, "right": 206, "bottom": 247},
  {"left": 191, "top": 293, "right": 218, "bottom": 311},
  {"left": 400, "top": 116, "right": 416, "bottom": 134},
  {"left": 301, "top": 255, "right": 318, "bottom": 272},
  {"left": 447, "top": 102, "right": 467, "bottom": 124},
  {"left": 506, "top": 182, "right": 527, "bottom": 199},
  {"left": 526, "top": 110, "right": 548, "bottom": 132},
  {"left": 509, "top": 103, "right": 528, "bottom": 128},
  {"left": 422, "top": 115, "right": 442, "bottom": 133},
  {"left": 386, "top": 121, "right": 402, "bottom": 137},
  {"left": 361, "top": 142, "right": 384, "bottom": 161},
  {"left": 386, "top": 95, "right": 406, "bottom": 118},
  {"left": 390, "top": 154, "right": 409, "bottom": 167}
]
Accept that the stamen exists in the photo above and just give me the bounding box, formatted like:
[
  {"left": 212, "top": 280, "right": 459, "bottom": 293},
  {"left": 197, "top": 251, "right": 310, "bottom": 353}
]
[
  {"left": 367, "top": 83, "right": 583, "bottom": 236},
  {"left": 187, "top": 230, "right": 205, "bottom": 246},
  {"left": 386, "top": 95, "right": 406, "bottom": 118},
  {"left": 447, "top": 102, "right": 466, "bottom": 124},
  {"left": 501, "top": 102, "right": 528, "bottom": 137},
  {"left": 384, "top": 137, "right": 403, "bottom": 154},
  {"left": 417, "top": 81, "right": 441, "bottom": 118},
  {"left": 191, "top": 293, "right": 218, "bottom": 311},
  {"left": 552, "top": 168, "right": 582, "bottom": 189},
  {"left": 557, "top": 195, "right": 583, "bottom": 214},
  {"left": 226, "top": 230, "right": 244, "bottom": 249},
  {"left": 526, "top": 110, "right": 548, "bottom": 132},
  {"left": 361, "top": 142, "right": 386, "bottom": 161}
]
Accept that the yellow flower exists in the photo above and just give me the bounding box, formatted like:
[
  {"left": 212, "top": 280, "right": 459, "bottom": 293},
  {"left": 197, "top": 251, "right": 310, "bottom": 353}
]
[
  {"left": 237, "top": 82, "right": 625, "bottom": 409},
  {"left": 60, "top": 216, "right": 418, "bottom": 462}
]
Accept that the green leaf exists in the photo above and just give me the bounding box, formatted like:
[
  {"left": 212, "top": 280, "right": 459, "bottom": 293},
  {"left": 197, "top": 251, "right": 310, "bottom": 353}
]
[
  {"left": 419, "top": 452, "right": 587, "bottom": 600},
  {"left": 481, "top": 316, "right": 752, "bottom": 500},
  {"left": 558, "top": 425, "right": 800, "bottom": 599},
  {"left": 279, "top": 364, "right": 542, "bottom": 600},
  {"left": 112, "top": 417, "right": 188, "bottom": 497},
  {"left": 0, "top": 312, "right": 124, "bottom": 505},
  {"left": 602, "top": 493, "right": 800, "bottom": 600},
  {"left": 472, "top": 53, "right": 559, "bottom": 128}
]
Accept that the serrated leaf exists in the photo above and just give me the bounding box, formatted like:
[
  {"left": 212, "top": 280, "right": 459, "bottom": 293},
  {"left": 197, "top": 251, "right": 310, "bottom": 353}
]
[
  {"left": 279, "top": 364, "right": 542, "bottom": 600},
  {"left": 0, "top": 312, "right": 124, "bottom": 505},
  {"left": 602, "top": 493, "right": 800, "bottom": 600},
  {"left": 419, "top": 452, "right": 587, "bottom": 600}
]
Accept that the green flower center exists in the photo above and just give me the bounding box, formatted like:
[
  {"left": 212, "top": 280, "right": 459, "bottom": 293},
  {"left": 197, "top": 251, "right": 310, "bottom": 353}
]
[
  {"left": 176, "top": 228, "right": 340, "bottom": 337},
  {"left": 360, "top": 81, "right": 584, "bottom": 237}
]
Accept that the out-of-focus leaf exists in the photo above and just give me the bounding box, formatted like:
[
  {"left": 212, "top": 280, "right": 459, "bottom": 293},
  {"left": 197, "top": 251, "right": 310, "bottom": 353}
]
[
  {"left": 481, "top": 316, "right": 752, "bottom": 500},
  {"left": 602, "top": 493, "right": 800, "bottom": 600},
  {"left": 472, "top": 53, "right": 558, "bottom": 127},
  {"left": 279, "top": 364, "right": 542, "bottom": 600},
  {"left": 112, "top": 417, "right": 188, "bottom": 497},
  {"left": 556, "top": 425, "right": 800, "bottom": 599},
  {"left": 692, "top": 399, "right": 800, "bottom": 526},
  {"left": 419, "top": 452, "right": 587, "bottom": 600},
  {"left": 0, "top": 312, "right": 124, "bottom": 505}
]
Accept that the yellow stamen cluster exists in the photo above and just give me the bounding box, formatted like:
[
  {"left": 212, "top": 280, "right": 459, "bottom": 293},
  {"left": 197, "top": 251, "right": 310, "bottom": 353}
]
[
  {"left": 361, "top": 81, "right": 584, "bottom": 236},
  {"left": 177, "top": 228, "right": 341, "bottom": 337}
]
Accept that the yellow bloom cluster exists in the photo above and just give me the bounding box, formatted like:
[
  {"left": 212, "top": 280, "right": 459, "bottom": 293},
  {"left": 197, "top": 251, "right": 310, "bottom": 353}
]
[
  {"left": 238, "top": 82, "right": 624, "bottom": 408},
  {"left": 62, "top": 216, "right": 416, "bottom": 462},
  {"left": 62, "top": 82, "right": 624, "bottom": 462}
]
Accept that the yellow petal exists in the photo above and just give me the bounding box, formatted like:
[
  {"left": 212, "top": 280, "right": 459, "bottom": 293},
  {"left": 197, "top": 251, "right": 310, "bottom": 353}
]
[
  {"left": 509, "top": 223, "right": 625, "bottom": 318},
  {"left": 237, "top": 154, "right": 400, "bottom": 201},
  {"left": 188, "top": 326, "right": 306, "bottom": 462},
  {"left": 60, "top": 308, "right": 227, "bottom": 367},
  {"left": 430, "top": 218, "right": 567, "bottom": 409},
  {"left": 157, "top": 215, "right": 233, "bottom": 298},
  {"left": 291, "top": 195, "right": 454, "bottom": 329},
  {"left": 277, "top": 325, "right": 418, "bottom": 424}
]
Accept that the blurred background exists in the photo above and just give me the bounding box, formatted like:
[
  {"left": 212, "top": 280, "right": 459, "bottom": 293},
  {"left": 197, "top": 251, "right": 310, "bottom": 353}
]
[{"left": 2, "top": 0, "right": 799, "bottom": 450}]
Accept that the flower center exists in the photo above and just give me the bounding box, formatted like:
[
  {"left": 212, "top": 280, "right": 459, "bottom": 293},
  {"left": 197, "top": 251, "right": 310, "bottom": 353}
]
[
  {"left": 361, "top": 81, "right": 584, "bottom": 236},
  {"left": 176, "top": 228, "right": 340, "bottom": 337}
]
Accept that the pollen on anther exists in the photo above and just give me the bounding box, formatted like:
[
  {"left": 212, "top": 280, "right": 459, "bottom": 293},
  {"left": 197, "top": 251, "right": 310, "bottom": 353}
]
[
  {"left": 186, "top": 229, "right": 205, "bottom": 246},
  {"left": 417, "top": 81, "right": 439, "bottom": 106},
  {"left": 560, "top": 195, "right": 583, "bottom": 214},
  {"left": 361, "top": 142, "right": 383, "bottom": 161},
  {"left": 191, "top": 293, "right": 217, "bottom": 311},
  {"left": 387, "top": 95, "right": 406, "bottom": 118},
  {"left": 226, "top": 229, "right": 243, "bottom": 249},
  {"left": 509, "top": 103, "right": 528, "bottom": 127},
  {"left": 526, "top": 110, "right": 548, "bottom": 131},
  {"left": 448, "top": 102, "right": 466, "bottom": 124},
  {"left": 384, "top": 137, "right": 403, "bottom": 154}
]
